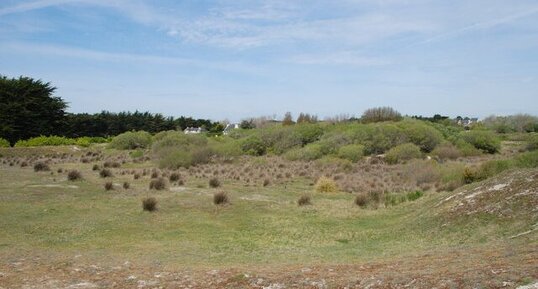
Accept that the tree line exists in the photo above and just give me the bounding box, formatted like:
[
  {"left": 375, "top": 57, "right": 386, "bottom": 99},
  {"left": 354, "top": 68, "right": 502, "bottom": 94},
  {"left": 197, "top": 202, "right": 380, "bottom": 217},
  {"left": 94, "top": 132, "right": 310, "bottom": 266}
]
[{"left": 0, "top": 75, "right": 218, "bottom": 145}]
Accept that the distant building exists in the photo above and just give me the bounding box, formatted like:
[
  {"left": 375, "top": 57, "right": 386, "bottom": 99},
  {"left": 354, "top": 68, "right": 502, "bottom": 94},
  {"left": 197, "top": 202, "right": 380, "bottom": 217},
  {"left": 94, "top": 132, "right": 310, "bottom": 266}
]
[
  {"left": 184, "top": 127, "right": 207, "bottom": 134},
  {"left": 455, "top": 116, "right": 479, "bottom": 128},
  {"left": 223, "top": 123, "right": 240, "bottom": 135}
]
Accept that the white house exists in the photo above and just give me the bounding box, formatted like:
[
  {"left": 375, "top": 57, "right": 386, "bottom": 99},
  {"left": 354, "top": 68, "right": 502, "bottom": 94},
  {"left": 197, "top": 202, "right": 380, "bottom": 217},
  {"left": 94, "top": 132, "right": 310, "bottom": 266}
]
[
  {"left": 184, "top": 127, "right": 207, "bottom": 134},
  {"left": 223, "top": 123, "right": 240, "bottom": 135}
]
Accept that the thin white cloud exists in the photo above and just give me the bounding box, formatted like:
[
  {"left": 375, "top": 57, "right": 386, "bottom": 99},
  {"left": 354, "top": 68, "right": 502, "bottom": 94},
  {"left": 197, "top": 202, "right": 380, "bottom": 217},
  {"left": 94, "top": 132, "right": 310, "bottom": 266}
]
[
  {"left": 0, "top": 42, "right": 260, "bottom": 74},
  {"left": 287, "top": 51, "right": 390, "bottom": 66}
]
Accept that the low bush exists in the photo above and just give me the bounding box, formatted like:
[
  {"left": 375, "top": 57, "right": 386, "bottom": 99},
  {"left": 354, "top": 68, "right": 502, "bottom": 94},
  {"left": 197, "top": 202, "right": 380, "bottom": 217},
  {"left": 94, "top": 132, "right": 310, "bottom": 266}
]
[
  {"left": 169, "top": 172, "right": 181, "bottom": 182},
  {"left": 240, "top": 135, "right": 267, "bottom": 156},
  {"left": 104, "top": 182, "right": 114, "bottom": 190},
  {"left": 354, "top": 194, "right": 368, "bottom": 208},
  {"left": 14, "top": 136, "right": 107, "bottom": 147},
  {"left": 109, "top": 131, "right": 152, "bottom": 150},
  {"left": 385, "top": 143, "right": 422, "bottom": 164},
  {"left": 399, "top": 120, "right": 443, "bottom": 152},
  {"left": 284, "top": 144, "right": 323, "bottom": 161},
  {"left": 406, "top": 190, "right": 424, "bottom": 201},
  {"left": 142, "top": 197, "right": 157, "bottom": 212},
  {"left": 459, "top": 130, "right": 500, "bottom": 154},
  {"left": 103, "top": 161, "right": 121, "bottom": 168},
  {"left": 213, "top": 191, "right": 229, "bottom": 205},
  {"left": 0, "top": 138, "right": 10, "bottom": 147},
  {"left": 149, "top": 178, "right": 167, "bottom": 190},
  {"left": 297, "top": 194, "right": 312, "bottom": 206},
  {"left": 67, "top": 170, "right": 82, "bottom": 181},
  {"left": 209, "top": 177, "right": 221, "bottom": 188},
  {"left": 33, "top": 162, "right": 50, "bottom": 172},
  {"left": 337, "top": 144, "right": 364, "bottom": 162},
  {"left": 99, "top": 168, "right": 113, "bottom": 178},
  {"left": 315, "top": 176, "right": 338, "bottom": 193},
  {"left": 431, "top": 142, "right": 461, "bottom": 160},
  {"left": 527, "top": 134, "right": 538, "bottom": 151}
]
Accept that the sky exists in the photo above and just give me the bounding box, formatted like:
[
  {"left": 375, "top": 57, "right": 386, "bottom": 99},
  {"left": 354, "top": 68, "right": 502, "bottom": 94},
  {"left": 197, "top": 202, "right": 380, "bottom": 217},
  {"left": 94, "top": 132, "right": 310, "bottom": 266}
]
[{"left": 1, "top": 0, "right": 537, "bottom": 121}]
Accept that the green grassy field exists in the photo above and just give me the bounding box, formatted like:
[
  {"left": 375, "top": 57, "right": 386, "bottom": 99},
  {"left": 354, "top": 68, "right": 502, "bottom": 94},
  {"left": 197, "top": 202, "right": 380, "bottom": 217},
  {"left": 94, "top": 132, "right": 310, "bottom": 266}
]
[{"left": 0, "top": 146, "right": 536, "bottom": 287}]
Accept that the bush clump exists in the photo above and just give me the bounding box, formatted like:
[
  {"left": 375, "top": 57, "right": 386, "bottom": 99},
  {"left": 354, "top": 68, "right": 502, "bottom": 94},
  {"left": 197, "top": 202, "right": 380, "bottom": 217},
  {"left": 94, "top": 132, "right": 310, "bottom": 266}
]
[
  {"left": 213, "top": 191, "right": 229, "bottom": 205},
  {"left": 149, "top": 177, "right": 167, "bottom": 190},
  {"left": 284, "top": 144, "right": 323, "bottom": 161},
  {"left": 33, "top": 162, "right": 50, "bottom": 172},
  {"left": 385, "top": 143, "right": 422, "bottom": 164},
  {"left": 142, "top": 197, "right": 157, "bottom": 212},
  {"left": 209, "top": 177, "right": 221, "bottom": 188},
  {"left": 0, "top": 138, "right": 10, "bottom": 147},
  {"left": 109, "top": 131, "right": 152, "bottom": 150},
  {"left": 459, "top": 130, "right": 500, "bottom": 154},
  {"left": 104, "top": 182, "right": 114, "bottom": 190},
  {"left": 169, "top": 172, "right": 181, "bottom": 182},
  {"left": 431, "top": 142, "right": 461, "bottom": 160},
  {"left": 99, "top": 168, "right": 113, "bottom": 178},
  {"left": 297, "top": 194, "right": 312, "bottom": 206},
  {"left": 361, "top": 107, "right": 402, "bottom": 123},
  {"left": 67, "top": 170, "right": 82, "bottom": 181},
  {"left": 315, "top": 176, "right": 338, "bottom": 193},
  {"left": 337, "top": 144, "right": 364, "bottom": 162},
  {"left": 354, "top": 194, "right": 368, "bottom": 208},
  {"left": 527, "top": 134, "right": 538, "bottom": 151}
]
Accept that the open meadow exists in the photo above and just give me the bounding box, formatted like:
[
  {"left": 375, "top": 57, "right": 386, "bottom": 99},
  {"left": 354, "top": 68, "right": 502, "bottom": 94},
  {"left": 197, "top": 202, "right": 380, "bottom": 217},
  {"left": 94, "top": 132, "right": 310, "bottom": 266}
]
[{"left": 1, "top": 131, "right": 537, "bottom": 288}]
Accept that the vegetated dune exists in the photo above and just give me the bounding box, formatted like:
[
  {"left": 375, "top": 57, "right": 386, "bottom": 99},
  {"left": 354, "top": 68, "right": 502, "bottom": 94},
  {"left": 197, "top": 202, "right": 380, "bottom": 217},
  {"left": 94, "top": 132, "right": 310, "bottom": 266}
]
[{"left": 435, "top": 169, "right": 538, "bottom": 233}]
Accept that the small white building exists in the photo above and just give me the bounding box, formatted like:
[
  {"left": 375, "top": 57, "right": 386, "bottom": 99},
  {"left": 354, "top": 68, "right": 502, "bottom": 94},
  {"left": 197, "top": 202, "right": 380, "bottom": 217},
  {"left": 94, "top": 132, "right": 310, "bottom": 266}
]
[
  {"left": 184, "top": 127, "right": 207, "bottom": 134},
  {"left": 223, "top": 123, "right": 240, "bottom": 135}
]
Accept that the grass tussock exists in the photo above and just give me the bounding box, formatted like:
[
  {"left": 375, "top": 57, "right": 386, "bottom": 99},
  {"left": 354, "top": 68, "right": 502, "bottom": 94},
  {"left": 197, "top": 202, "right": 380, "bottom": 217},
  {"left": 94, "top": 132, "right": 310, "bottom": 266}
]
[
  {"left": 33, "top": 162, "right": 50, "bottom": 172},
  {"left": 297, "top": 194, "right": 312, "bottom": 206},
  {"left": 104, "top": 182, "right": 114, "bottom": 191},
  {"left": 99, "top": 168, "right": 113, "bottom": 178},
  {"left": 213, "top": 191, "right": 229, "bottom": 205},
  {"left": 209, "top": 177, "right": 221, "bottom": 188},
  {"left": 315, "top": 176, "right": 338, "bottom": 193},
  {"left": 149, "top": 177, "right": 167, "bottom": 190},
  {"left": 67, "top": 170, "right": 82, "bottom": 181},
  {"left": 142, "top": 197, "right": 157, "bottom": 212}
]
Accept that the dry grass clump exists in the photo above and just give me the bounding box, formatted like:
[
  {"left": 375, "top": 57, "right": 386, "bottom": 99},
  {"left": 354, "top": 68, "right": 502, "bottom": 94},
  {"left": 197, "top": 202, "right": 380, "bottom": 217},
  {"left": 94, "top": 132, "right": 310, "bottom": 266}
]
[
  {"left": 134, "top": 173, "right": 141, "bottom": 180},
  {"left": 33, "top": 162, "right": 50, "bottom": 172},
  {"left": 103, "top": 161, "right": 121, "bottom": 168},
  {"left": 432, "top": 142, "right": 461, "bottom": 160},
  {"left": 149, "top": 177, "right": 167, "bottom": 190},
  {"left": 67, "top": 170, "right": 82, "bottom": 181},
  {"left": 169, "top": 172, "right": 181, "bottom": 182},
  {"left": 263, "top": 178, "right": 271, "bottom": 187},
  {"left": 354, "top": 194, "right": 368, "bottom": 208},
  {"left": 92, "top": 164, "right": 100, "bottom": 171},
  {"left": 99, "top": 168, "right": 113, "bottom": 178},
  {"left": 297, "top": 194, "right": 312, "bottom": 206},
  {"left": 315, "top": 176, "right": 338, "bottom": 193},
  {"left": 209, "top": 177, "right": 221, "bottom": 188},
  {"left": 213, "top": 191, "right": 229, "bottom": 205},
  {"left": 104, "top": 182, "right": 114, "bottom": 191},
  {"left": 123, "top": 181, "right": 130, "bottom": 189},
  {"left": 142, "top": 197, "right": 157, "bottom": 212}
]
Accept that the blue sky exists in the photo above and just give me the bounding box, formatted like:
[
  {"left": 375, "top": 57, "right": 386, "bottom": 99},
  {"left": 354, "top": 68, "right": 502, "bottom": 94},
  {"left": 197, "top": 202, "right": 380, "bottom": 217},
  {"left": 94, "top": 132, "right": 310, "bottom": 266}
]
[{"left": 1, "top": 0, "right": 537, "bottom": 121}]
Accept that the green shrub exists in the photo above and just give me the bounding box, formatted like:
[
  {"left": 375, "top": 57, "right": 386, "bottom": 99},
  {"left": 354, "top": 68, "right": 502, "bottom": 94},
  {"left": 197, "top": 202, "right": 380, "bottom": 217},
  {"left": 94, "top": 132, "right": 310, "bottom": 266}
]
[
  {"left": 241, "top": 135, "right": 267, "bottom": 156},
  {"left": 0, "top": 138, "right": 10, "bottom": 147},
  {"left": 109, "top": 131, "right": 152, "bottom": 150},
  {"left": 431, "top": 142, "right": 461, "bottom": 160},
  {"left": 337, "top": 144, "right": 364, "bottom": 162},
  {"left": 459, "top": 130, "right": 500, "bottom": 154},
  {"left": 526, "top": 134, "right": 538, "bottom": 151},
  {"left": 315, "top": 176, "right": 338, "bottom": 193},
  {"left": 284, "top": 144, "right": 323, "bottom": 161},
  {"left": 385, "top": 143, "right": 422, "bottom": 164},
  {"left": 399, "top": 120, "right": 443, "bottom": 152},
  {"left": 406, "top": 190, "right": 424, "bottom": 201},
  {"left": 515, "top": 150, "right": 538, "bottom": 168},
  {"left": 152, "top": 132, "right": 213, "bottom": 168},
  {"left": 454, "top": 139, "right": 482, "bottom": 156},
  {"left": 16, "top": 135, "right": 74, "bottom": 147},
  {"left": 360, "top": 123, "right": 407, "bottom": 155}
]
